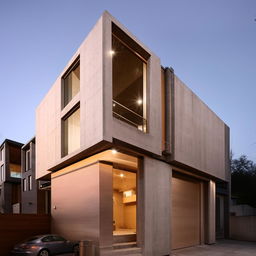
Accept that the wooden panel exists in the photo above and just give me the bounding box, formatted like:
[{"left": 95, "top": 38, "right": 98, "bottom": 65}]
[
  {"left": 172, "top": 176, "right": 200, "bottom": 249},
  {"left": 0, "top": 214, "right": 50, "bottom": 255}
]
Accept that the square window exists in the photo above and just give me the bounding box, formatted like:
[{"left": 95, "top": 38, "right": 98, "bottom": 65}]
[
  {"left": 63, "top": 59, "right": 80, "bottom": 107},
  {"left": 62, "top": 107, "right": 80, "bottom": 156}
]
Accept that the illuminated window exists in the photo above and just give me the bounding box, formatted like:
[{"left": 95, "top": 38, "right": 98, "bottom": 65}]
[
  {"left": 62, "top": 107, "right": 80, "bottom": 156},
  {"left": 63, "top": 59, "right": 80, "bottom": 107},
  {"left": 112, "top": 25, "right": 148, "bottom": 132}
]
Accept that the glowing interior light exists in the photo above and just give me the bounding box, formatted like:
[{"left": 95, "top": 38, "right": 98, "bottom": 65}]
[
  {"left": 112, "top": 149, "right": 117, "bottom": 154},
  {"left": 137, "top": 99, "right": 143, "bottom": 105},
  {"left": 123, "top": 190, "right": 133, "bottom": 197},
  {"left": 110, "top": 50, "right": 115, "bottom": 56},
  {"left": 120, "top": 173, "right": 124, "bottom": 178},
  {"left": 113, "top": 103, "right": 116, "bottom": 107}
]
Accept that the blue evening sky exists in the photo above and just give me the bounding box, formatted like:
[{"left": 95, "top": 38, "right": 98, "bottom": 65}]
[{"left": 0, "top": 0, "right": 255, "bottom": 160}]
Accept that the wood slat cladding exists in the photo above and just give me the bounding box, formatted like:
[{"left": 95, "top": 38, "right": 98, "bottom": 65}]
[
  {"left": 0, "top": 214, "right": 50, "bottom": 255},
  {"left": 171, "top": 176, "right": 201, "bottom": 249}
]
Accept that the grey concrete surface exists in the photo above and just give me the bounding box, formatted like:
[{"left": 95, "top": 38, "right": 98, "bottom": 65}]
[
  {"left": 172, "top": 240, "right": 256, "bottom": 256},
  {"left": 59, "top": 240, "right": 256, "bottom": 256}
]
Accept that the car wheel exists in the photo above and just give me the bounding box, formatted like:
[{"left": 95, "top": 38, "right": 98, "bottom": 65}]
[
  {"left": 38, "top": 249, "right": 50, "bottom": 256},
  {"left": 73, "top": 244, "right": 79, "bottom": 255}
]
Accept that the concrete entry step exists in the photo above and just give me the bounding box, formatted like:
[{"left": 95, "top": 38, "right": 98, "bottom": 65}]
[
  {"left": 113, "top": 234, "right": 136, "bottom": 243},
  {"left": 112, "top": 247, "right": 142, "bottom": 256},
  {"left": 113, "top": 241, "right": 137, "bottom": 249}
]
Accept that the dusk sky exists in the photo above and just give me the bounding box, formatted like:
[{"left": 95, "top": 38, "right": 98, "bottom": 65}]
[{"left": 0, "top": 0, "right": 255, "bottom": 160}]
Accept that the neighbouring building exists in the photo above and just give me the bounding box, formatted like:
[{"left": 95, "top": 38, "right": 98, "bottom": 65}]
[
  {"left": 35, "top": 11, "right": 230, "bottom": 256},
  {"left": 0, "top": 139, "right": 23, "bottom": 213},
  {"left": 21, "top": 137, "right": 51, "bottom": 214}
]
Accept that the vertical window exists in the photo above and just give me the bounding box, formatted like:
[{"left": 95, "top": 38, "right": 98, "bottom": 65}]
[
  {"left": 0, "top": 165, "right": 4, "bottom": 181},
  {"left": 23, "top": 178, "right": 27, "bottom": 192},
  {"left": 28, "top": 175, "right": 32, "bottom": 191},
  {"left": 25, "top": 150, "right": 31, "bottom": 171},
  {"left": 63, "top": 107, "right": 80, "bottom": 156},
  {"left": 0, "top": 148, "right": 2, "bottom": 161},
  {"left": 63, "top": 59, "right": 80, "bottom": 107},
  {"left": 112, "top": 27, "right": 148, "bottom": 132}
]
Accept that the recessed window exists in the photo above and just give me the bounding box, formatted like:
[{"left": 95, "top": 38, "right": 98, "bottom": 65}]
[
  {"left": 63, "top": 59, "right": 80, "bottom": 107},
  {"left": 28, "top": 175, "right": 32, "bottom": 191},
  {"left": 112, "top": 31, "right": 147, "bottom": 132},
  {"left": 23, "top": 178, "right": 27, "bottom": 192},
  {"left": 0, "top": 165, "right": 4, "bottom": 181},
  {"left": 62, "top": 107, "right": 80, "bottom": 156},
  {"left": 0, "top": 148, "right": 3, "bottom": 161},
  {"left": 25, "top": 150, "right": 31, "bottom": 171}
]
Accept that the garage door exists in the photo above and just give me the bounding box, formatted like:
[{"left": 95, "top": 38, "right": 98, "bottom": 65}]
[{"left": 171, "top": 176, "right": 201, "bottom": 249}]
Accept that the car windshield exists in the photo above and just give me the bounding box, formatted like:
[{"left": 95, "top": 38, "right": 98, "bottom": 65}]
[{"left": 22, "top": 236, "right": 41, "bottom": 243}]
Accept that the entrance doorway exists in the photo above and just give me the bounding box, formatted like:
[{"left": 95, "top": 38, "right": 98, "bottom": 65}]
[{"left": 113, "top": 168, "right": 136, "bottom": 240}]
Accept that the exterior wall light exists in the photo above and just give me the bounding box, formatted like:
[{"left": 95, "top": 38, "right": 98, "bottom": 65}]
[{"left": 120, "top": 173, "right": 124, "bottom": 178}]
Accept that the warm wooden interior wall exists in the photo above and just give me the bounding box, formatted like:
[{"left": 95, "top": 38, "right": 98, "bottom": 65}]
[{"left": 0, "top": 214, "right": 51, "bottom": 256}]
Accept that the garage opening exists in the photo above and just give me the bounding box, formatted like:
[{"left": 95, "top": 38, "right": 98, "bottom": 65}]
[{"left": 172, "top": 175, "right": 201, "bottom": 249}]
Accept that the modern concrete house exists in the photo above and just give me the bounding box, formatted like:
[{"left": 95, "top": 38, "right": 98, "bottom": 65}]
[
  {"left": 0, "top": 139, "right": 23, "bottom": 213},
  {"left": 21, "top": 137, "right": 51, "bottom": 214},
  {"left": 35, "top": 11, "right": 230, "bottom": 256}
]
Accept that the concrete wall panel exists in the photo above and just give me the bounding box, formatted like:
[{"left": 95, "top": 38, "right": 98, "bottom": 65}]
[
  {"left": 102, "top": 12, "right": 163, "bottom": 156},
  {"left": 36, "top": 17, "right": 104, "bottom": 179},
  {"left": 173, "top": 76, "right": 227, "bottom": 180},
  {"left": 230, "top": 216, "right": 256, "bottom": 241},
  {"left": 143, "top": 157, "right": 171, "bottom": 256}
]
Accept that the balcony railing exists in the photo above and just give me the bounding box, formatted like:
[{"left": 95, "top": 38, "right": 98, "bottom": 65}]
[
  {"left": 113, "top": 100, "right": 147, "bottom": 132},
  {"left": 10, "top": 171, "right": 21, "bottom": 178}
]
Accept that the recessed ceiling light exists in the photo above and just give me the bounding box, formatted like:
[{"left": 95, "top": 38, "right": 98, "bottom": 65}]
[
  {"left": 112, "top": 149, "right": 117, "bottom": 154},
  {"left": 137, "top": 99, "right": 143, "bottom": 105},
  {"left": 110, "top": 50, "right": 115, "bottom": 56}
]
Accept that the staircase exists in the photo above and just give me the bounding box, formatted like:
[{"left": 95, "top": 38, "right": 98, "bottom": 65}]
[{"left": 112, "top": 234, "right": 142, "bottom": 256}]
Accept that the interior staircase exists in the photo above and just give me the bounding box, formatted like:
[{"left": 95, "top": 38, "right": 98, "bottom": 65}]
[{"left": 112, "top": 234, "right": 142, "bottom": 256}]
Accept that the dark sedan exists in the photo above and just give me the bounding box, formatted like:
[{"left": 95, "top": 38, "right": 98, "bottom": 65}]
[{"left": 11, "top": 234, "right": 79, "bottom": 256}]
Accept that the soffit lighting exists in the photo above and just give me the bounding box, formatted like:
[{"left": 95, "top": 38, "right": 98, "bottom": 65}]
[{"left": 112, "top": 149, "right": 117, "bottom": 155}]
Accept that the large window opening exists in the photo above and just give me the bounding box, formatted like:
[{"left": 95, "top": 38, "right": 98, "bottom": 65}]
[
  {"left": 63, "top": 59, "right": 80, "bottom": 108},
  {"left": 62, "top": 107, "right": 80, "bottom": 156},
  {"left": 113, "top": 168, "right": 137, "bottom": 238},
  {"left": 112, "top": 27, "right": 148, "bottom": 132}
]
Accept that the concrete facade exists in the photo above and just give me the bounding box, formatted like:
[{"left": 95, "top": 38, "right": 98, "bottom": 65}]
[
  {"left": 0, "top": 139, "right": 23, "bottom": 213},
  {"left": 35, "top": 11, "right": 230, "bottom": 256}
]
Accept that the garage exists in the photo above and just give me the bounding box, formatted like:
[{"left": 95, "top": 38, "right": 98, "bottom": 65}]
[{"left": 171, "top": 175, "right": 201, "bottom": 249}]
